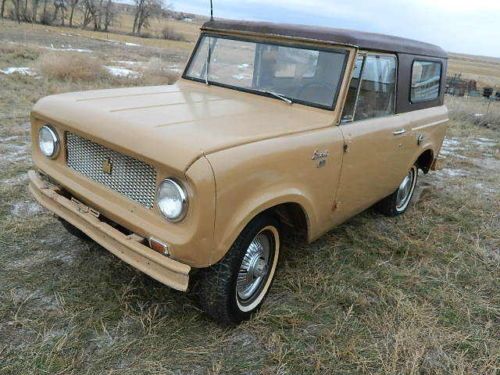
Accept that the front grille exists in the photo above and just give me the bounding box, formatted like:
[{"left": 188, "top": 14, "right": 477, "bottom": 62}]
[{"left": 66, "top": 132, "right": 157, "bottom": 208}]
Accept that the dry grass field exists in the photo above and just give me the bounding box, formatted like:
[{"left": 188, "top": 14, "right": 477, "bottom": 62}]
[
  {"left": 1, "top": 18, "right": 499, "bottom": 374},
  {"left": 448, "top": 53, "right": 500, "bottom": 89}
]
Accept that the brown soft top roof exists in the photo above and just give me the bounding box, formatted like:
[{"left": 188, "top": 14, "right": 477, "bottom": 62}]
[{"left": 202, "top": 20, "right": 448, "bottom": 59}]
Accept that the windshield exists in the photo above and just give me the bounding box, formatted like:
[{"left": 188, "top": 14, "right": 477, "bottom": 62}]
[{"left": 184, "top": 35, "right": 348, "bottom": 109}]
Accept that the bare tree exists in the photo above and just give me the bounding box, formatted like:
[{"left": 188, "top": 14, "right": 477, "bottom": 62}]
[
  {"left": 40, "top": 0, "right": 50, "bottom": 24},
  {"left": 31, "top": 0, "right": 41, "bottom": 22},
  {"left": 102, "top": 0, "right": 115, "bottom": 31},
  {"left": 132, "top": 0, "right": 162, "bottom": 35},
  {"left": 67, "top": 0, "right": 77, "bottom": 26},
  {"left": 0, "top": 0, "right": 6, "bottom": 18},
  {"left": 11, "top": 0, "right": 23, "bottom": 22},
  {"left": 81, "top": 0, "right": 99, "bottom": 29},
  {"left": 53, "top": 0, "right": 67, "bottom": 25},
  {"left": 81, "top": 0, "right": 92, "bottom": 27}
]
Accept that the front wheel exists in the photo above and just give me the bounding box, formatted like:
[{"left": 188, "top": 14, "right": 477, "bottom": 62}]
[
  {"left": 376, "top": 165, "right": 418, "bottom": 216},
  {"left": 197, "top": 214, "right": 280, "bottom": 325}
]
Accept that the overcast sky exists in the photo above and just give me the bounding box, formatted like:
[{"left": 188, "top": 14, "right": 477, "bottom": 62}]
[{"left": 169, "top": 0, "right": 500, "bottom": 57}]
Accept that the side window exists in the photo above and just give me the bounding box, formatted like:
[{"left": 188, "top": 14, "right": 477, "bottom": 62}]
[
  {"left": 341, "top": 54, "right": 397, "bottom": 122},
  {"left": 354, "top": 55, "right": 397, "bottom": 121},
  {"left": 411, "top": 61, "right": 441, "bottom": 102}
]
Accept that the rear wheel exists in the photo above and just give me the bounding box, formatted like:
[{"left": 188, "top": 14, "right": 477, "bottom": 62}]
[
  {"left": 197, "top": 214, "right": 280, "bottom": 325},
  {"left": 376, "top": 165, "right": 418, "bottom": 216}
]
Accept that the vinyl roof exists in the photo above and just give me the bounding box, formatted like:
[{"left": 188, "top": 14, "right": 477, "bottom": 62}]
[{"left": 202, "top": 20, "right": 448, "bottom": 59}]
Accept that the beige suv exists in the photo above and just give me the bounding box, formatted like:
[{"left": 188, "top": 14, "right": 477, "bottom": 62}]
[{"left": 29, "top": 20, "right": 448, "bottom": 324}]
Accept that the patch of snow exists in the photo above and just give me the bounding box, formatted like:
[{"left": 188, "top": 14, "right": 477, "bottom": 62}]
[
  {"left": 0, "top": 67, "right": 36, "bottom": 76},
  {"left": 105, "top": 66, "right": 141, "bottom": 78},
  {"left": 168, "top": 65, "right": 182, "bottom": 72},
  {"left": 474, "top": 113, "right": 484, "bottom": 118},
  {"left": 11, "top": 201, "right": 43, "bottom": 218},
  {"left": 44, "top": 44, "right": 92, "bottom": 53},
  {"left": 442, "top": 138, "right": 461, "bottom": 148},
  {"left": 468, "top": 157, "right": 500, "bottom": 171},
  {"left": 472, "top": 137, "right": 496, "bottom": 147},
  {"left": 473, "top": 183, "right": 497, "bottom": 195},
  {"left": 439, "top": 137, "right": 465, "bottom": 158},
  {"left": 238, "top": 63, "right": 250, "bottom": 69},
  {"left": 436, "top": 168, "right": 469, "bottom": 178},
  {"left": 0, "top": 135, "right": 20, "bottom": 142},
  {"left": 113, "top": 60, "right": 144, "bottom": 67}
]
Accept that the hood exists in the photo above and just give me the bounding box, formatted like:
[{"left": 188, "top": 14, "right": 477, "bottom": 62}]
[{"left": 32, "top": 80, "right": 335, "bottom": 172}]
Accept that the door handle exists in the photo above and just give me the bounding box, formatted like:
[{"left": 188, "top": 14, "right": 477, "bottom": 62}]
[{"left": 393, "top": 129, "right": 406, "bottom": 136}]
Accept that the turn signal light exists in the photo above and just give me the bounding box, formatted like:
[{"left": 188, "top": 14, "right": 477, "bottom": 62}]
[{"left": 148, "top": 237, "right": 170, "bottom": 256}]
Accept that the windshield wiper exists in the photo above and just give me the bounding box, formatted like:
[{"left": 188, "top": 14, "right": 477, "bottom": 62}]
[{"left": 262, "top": 90, "right": 293, "bottom": 105}]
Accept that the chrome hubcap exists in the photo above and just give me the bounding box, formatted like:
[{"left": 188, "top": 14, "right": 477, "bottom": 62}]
[
  {"left": 396, "top": 168, "right": 415, "bottom": 210},
  {"left": 237, "top": 232, "right": 271, "bottom": 301}
]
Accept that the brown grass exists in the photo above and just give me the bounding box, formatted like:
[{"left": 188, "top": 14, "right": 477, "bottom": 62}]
[
  {"left": 0, "top": 43, "right": 40, "bottom": 64},
  {"left": 161, "top": 25, "right": 188, "bottom": 41},
  {"left": 446, "top": 96, "right": 500, "bottom": 130},
  {"left": 141, "top": 57, "right": 180, "bottom": 84},
  {"left": 37, "top": 53, "right": 108, "bottom": 81}
]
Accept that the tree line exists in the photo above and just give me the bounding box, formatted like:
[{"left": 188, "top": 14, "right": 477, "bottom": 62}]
[{"left": 0, "top": 0, "right": 167, "bottom": 34}]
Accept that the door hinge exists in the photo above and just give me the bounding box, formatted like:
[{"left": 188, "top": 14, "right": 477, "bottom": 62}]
[{"left": 343, "top": 143, "right": 349, "bottom": 153}]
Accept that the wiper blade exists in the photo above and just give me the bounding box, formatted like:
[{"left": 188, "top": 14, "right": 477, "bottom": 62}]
[{"left": 263, "top": 90, "right": 293, "bottom": 105}]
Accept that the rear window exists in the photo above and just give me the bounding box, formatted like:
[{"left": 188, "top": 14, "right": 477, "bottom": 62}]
[{"left": 411, "top": 61, "right": 442, "bottom": 102}]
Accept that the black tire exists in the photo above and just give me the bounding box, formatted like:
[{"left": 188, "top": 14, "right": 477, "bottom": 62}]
[
  {"left": 376, "top": 165, "right": 418, "bottom": 217},
  {"left": 58, "top": 218, "right": 91, "bottom": 241},
  {"left": 197, "top": 214, "right": 281, "bottom": 325}
]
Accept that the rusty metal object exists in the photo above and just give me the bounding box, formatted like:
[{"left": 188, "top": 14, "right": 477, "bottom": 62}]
[{"left": 446, "top": 74, "right": 477, "bottom": 97}]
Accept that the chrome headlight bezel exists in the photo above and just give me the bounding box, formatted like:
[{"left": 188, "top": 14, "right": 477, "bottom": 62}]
[
  {"left": 38, "top": 125, "right": 60, "bottom": 159},
  {"left": 156, "top": 178, "right": 189, "bottom": 222}
]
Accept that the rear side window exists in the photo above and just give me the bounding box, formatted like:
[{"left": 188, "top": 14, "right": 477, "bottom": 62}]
[{"left": 411, "top": 61, "right": 442, "bottom": 102}]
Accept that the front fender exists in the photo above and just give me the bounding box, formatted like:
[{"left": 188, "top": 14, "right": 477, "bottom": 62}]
[
  {"left": 211, "top": 189, "right": 316, "bottom": 265},
  {"left": 205, "top": 127, "right": 345, "bottom": 266}
]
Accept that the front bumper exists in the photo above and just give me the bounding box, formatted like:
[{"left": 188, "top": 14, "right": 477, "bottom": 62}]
[{"left": 28, "top": 170, "right": 191, "bottom": 291}]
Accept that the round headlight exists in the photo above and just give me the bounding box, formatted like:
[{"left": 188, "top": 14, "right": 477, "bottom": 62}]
[
  {"left": 157, "top": 179, "right": 188, "bottom": 222},
  {"left": 39, "top": 125, "right": 60, "bottom": 158}
]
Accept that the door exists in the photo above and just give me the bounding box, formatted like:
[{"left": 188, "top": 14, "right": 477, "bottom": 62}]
[{"left": 333, "top": 53, "right": 414, "bottom": 224}]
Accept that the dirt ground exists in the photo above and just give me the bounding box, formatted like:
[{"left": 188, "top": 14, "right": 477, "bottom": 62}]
[{"left": 0, "top": 19, "right": 499, "bottom": 374}]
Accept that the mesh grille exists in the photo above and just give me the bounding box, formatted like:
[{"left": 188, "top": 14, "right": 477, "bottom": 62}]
[{"left": 66, "top": 132, "right": 157, "bottom": 208}]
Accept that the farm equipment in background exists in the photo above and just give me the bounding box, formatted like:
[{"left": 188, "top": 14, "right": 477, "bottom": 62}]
[
  {"left": 446, "top": 73, "right": 478, "bottom": 96},
  {"left": 446, "top": 74, "right": 498, "bottom": 101},
  {"left": 483, "top": 87, "right": 493, "bottom": 98}
]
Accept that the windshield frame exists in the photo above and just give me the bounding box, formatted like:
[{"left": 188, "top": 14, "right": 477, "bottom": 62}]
[{"left": 182, "top": 32, "right": 350, "bottom": 111}]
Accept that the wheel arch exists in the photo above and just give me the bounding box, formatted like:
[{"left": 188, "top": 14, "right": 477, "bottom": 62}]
[
  {"left": 415, "top": 148, "right": 434, "bottom": 174},
  {"left": 211, "top": 195, "right": 314, "bottom": 266},
  {"left": 261, "top": 202, "right": 309, "bottom": 241}
]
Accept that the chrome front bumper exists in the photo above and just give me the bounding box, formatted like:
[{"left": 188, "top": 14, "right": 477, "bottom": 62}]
[{"left": 28, "top": 170, "right": 190, "bottom": 291}]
